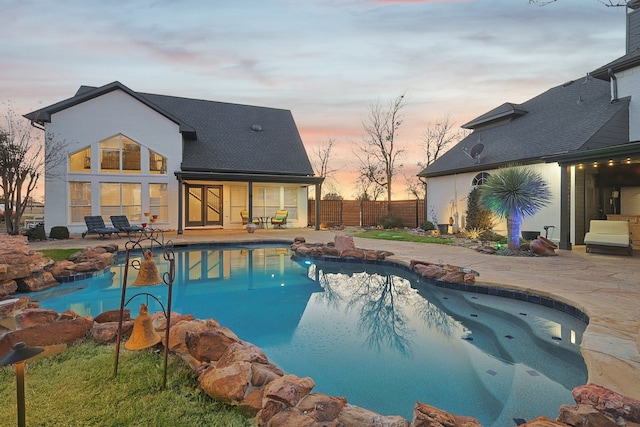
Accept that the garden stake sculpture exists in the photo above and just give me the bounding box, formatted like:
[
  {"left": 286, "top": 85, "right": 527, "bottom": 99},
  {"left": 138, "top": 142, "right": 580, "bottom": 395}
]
[{"left": 113, "top": 228, "right": 175, "bottom": 389}]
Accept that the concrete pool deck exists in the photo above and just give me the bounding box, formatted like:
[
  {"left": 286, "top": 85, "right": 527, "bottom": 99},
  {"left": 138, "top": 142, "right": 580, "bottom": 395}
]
[{"left": 28, "top": 227, "right": 640, "bottom": 400}]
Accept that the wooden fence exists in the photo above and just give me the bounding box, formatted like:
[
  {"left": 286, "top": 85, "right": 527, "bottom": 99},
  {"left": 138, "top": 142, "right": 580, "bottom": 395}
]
[{"left": 308, "top": 199, "right": 425, "bottom": 228}]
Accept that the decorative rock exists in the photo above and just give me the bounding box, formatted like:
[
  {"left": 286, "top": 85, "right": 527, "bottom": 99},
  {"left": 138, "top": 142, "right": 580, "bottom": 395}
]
[
  {"left": 90, "top": 320, "right": 134, "bottom": 344},
  {"left": 217, "top": 341, "right": 269, "bottom": 368},
  {"left": 151, "top": 311, "right": 197, "bottom": 331},
  {"left": 15, "top": 271, "right": 59, "bottom": 292},
  {"left": 571, "top": 383, "right": 640, "bottom": 423},
  {"left": 15, "top": 308, "right": 59, "bottom": 329},
  {"left": 164, "top": 319, "right": 217, "bottom": 352},
  {"left": 262, "top": 374, "right": 315, "bottom": 408},
  {"left": 413, "top": 402, "right": 480, "bottom": 427},
  {"left": 340, "top": 249, "right": 365, "bottom": 259},
  {"left": 557, "top": 404, "right": 619, "bottom": 427},
  {"left": 257, "top": 399, "right": 287, "bottom": 426},
  {"left": 0, "top": 315, "right": 93, "bottom": 355},
  {"left": 297, "top": 393, "right": 347, "bottom": 422},
  {"left": 199, "top": 360, "right": 252, "bottom": 403},
  {"left": 0, "top": 296, "right": 28, "bottom": 317},
  {"left": 185, "top": 327, "right": 241, "bottom": 362},
  {"left": 442, "top": 270, "right": 465, "bottom": 284},
  {"left": 0, "top": 279, "right": 18, "bottom": 296},
  {"left": 334, "top": 235, "right": 356, "bottom": 253},
  {"left": 94, "top": 309, "right": 130, "bottom": 323},
  {"left": 251, "top": 362, "right": 284, "bottom": 387},
  {"left": 265, "top": 410, "right": 318, "bottom": 427},
  {"left": 322, "top": 246, "right": 342, "bottom": 257},
  {"left": 238, "top": 388, "right": 264, "bottom": 417},
  {"left": 338, "top": 403, "right": 410, "bottom": 427},
  {"left": 519, "top": 416, "right": 569, "bottom": 426}
]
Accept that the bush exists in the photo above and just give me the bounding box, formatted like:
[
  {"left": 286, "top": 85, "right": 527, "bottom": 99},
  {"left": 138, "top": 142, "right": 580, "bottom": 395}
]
[
  {"left": 420, "top": 220, "right": 435, "bottom": 231},
  {"left": 480, "top": 229, "right": 506, "bottom": 244},
  {"left": 378, "top": 213, "right": 404, "bottom": 229},
  {"left": 465, "top": 187, "right": 493, "bottom": 231},
  {"left": 25, "top": 223, "right": 46, "bottom": 241},
  {"left": 50, "top": 226, "right": 70, "bottom": 240}
]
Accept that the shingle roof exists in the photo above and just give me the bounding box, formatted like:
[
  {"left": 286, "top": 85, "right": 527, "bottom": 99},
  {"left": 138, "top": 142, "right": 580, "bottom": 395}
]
[
  {"left": 24, "top": 82, "right": 316, "bottom": 177},
  {"left": 419, "top": 77, "right": 629, "bottom": 178}
]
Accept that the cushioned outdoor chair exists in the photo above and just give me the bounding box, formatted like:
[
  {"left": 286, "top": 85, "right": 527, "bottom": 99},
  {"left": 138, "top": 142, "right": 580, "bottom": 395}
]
[
  {"left": 110, "top": 215, "right": 145, "bottom": 236},
  {"left": 240, "top": 210, "right": 260, "bottom": 226},
  {"left": 82, "top": 216, "right": 120, "bottom": 239},
  {"left": 271, "top": 210, "right": 288, "bottom": 228}
]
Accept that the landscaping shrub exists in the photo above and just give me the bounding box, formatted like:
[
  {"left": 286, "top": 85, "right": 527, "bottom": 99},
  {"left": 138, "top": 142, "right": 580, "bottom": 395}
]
[
  {"left": 420, "top": 220, "right": 435, "bottom": 231},
  {"left": 25, "top": 223, "right": 46, "bottom": 241},
  {"left": 50, "top": 226, "right": 70, "bottom": 240},
  {"left": 378, "top": 213, "right": 404, "bottom": 229},
  {"left": 465, "top": 187, "right": 493, "bottom": 232}
]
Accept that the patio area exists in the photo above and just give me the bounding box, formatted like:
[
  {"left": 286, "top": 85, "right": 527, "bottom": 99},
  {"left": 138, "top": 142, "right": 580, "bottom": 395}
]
[{"left": 28, "top": 227, "right": 640, "bottom": 401}]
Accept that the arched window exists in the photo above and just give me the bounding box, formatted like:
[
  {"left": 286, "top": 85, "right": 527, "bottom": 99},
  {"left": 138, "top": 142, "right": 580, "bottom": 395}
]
[{"left": 472, "top": 172, "right": 490, "bottom": 186}]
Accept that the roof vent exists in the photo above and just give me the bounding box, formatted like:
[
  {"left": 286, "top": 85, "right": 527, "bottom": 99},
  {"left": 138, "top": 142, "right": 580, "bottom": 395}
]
[{"left": 251, "top": 124, "right": 262, "bottom": 132}]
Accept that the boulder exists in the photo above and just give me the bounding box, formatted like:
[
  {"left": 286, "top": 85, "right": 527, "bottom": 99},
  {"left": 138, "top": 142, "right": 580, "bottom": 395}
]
[
  {"left": 412, "top": 402, "right": 480, "bottom": 427},
  {"left": 15, "top": 308, "right": 59, "bottom": 329},
  {"left": 238, "top": 388, "right": 263, "bottom": 417},
  {"left": 0, "top": 279, "right": 18, "bottom": 297},
  {"left": 185, "top": 327, "right": 241, "bottom": 362},
  {"left": 199, "top": 360, "right": 252, "bottom": 403},
  {"left": 163, "top": 319, "right": 215, "bottom": 352},
  {"left": 297, "top": 393, "right": 347, "bottom": 422},
  {"left": 262, "top": 374, "right": 315, "bottom": 408},
  {"left": 0, "top": 316, "right": 93, "bottom": 355},
  {"left": 571, "top": 383, "right": 640, "bottom": 423},
  {"left": 265, "top": 410, "right": 318, "bottom": 427},
  {"left": 520, "top": 416, "right": 569, "bottom": 426},
  {"left": 334, "top": 235, "right": 356, "bottom": 253},
  {"left": 558, "top": 404, "right": 619, "bottom": 427},
  {"left": 94, "top": 309, "right": 130, "bottom": 323},
  {"left": 251, "top": 362, "right": 284, "bottom": 387},
  {"left": 340, "top": 249, "right": 365, "bottom": 259},
  {"left": 15, "top": 271, "right": 59, "bottom": 292},
  {"left": 90, "top": 320, "right": 134, "bottom": 344},
  {"left": 217, "top": 341, "right": 269, "bottom": 368},
  {"left": 338, "top": 403, "right": 409, "bottom": 427}
]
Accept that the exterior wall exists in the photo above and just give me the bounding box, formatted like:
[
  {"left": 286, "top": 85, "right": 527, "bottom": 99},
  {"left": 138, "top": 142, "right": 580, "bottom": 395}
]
[
  {"left": 44, "top": 90, "right": 182, "bottom": 233},
  {"left": 425, "top": 163, "right": 563, "bottom": 242},
  {"left": 616, "top": 67, "right": 640, "bottom": 141}
]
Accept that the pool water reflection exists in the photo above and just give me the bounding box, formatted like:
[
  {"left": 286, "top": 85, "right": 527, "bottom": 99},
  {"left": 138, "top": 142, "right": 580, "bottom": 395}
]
[{"left": 30, "top": 244, "right": 587, "bottom": 426}]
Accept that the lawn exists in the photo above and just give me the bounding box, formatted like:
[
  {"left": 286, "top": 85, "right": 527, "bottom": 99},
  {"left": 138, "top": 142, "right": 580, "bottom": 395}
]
[
  {"left": 0, "top": 341, "right": 251, "bottom": 427},
  {"left": 352, "top": 229, "right": 454, "bottom": 244},
  {"left": 39, "top": 248, "right": 82, "bottom": 261}
]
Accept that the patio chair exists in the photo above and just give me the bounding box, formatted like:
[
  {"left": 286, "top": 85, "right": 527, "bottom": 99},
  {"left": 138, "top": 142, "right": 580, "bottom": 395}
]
[
  {"left": 82, "top": 216, "right": 120, "bottom": 239},
  {"left": 240, "top": 210, "right": 260, "bottom": 226},
  {"left": 271, "top": 210, "right": 288, "bottom": 228},
  {"left": 110, "top": 215, "right": 145, "bottom": 236}
]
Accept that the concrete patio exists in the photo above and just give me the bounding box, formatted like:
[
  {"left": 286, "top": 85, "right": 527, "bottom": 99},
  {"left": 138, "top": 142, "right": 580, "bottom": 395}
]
[{"left": 28, "top": 227, "right": 640, "bottom": 400}]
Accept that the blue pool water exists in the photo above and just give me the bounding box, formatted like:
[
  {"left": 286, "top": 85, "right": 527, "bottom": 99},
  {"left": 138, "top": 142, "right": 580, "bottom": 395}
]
[{"left": 30, "top": 244, "right": 587, "bottom": 426}]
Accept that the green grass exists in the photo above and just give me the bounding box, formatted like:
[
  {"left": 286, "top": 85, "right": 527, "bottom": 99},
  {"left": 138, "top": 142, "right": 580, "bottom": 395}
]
[
  {"left": 353, "top": 229, "right": 454, "bottom": 244},
  {"left": 0, "top": 341, "right": 252, "bottom": 427},
  {"left": 39, "top": 248, "right": 82, "bottom": 261}
]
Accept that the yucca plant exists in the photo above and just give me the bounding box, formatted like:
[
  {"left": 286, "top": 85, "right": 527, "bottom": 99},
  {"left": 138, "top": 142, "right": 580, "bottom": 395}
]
[{"left": 479, "top": 166, "right": 551, "bottom": 252}]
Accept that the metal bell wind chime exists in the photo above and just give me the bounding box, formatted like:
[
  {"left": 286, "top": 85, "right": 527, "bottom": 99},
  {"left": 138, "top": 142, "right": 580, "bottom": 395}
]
[{"left": 113, "top": 228, "right": 175, "bottom": 389}]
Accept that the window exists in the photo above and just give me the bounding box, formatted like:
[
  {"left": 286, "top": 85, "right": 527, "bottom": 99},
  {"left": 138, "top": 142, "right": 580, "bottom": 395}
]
[
  {"left": 69, "top": 147, "right": 91, "bottom": 172},
  {"left": 70, "top": 182, "right": 91, "bottom": 222},
  {"left": 253, "top": 186, "right": 280, "bottom": 217},
  {"left": 100, "top": 134, "right": 141, "bottom": 174},
  {"left": 149, "top": 150, "right": 167, "bottom": 174},
  {"left": 149, "top": 183, "right": 168, "bottom": 221},
  {"left": 283, "top": 187, "right": 298, "bottom": 220},
  {"left": 100, "top": 183, "right": 141, "bottom": 221},
  {"left": 472, "top": 172, "right": 490, "bottom": 187}
]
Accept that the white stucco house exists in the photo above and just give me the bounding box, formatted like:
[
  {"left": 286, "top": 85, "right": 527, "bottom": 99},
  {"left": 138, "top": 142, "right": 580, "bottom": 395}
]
[
  {"left": 419, "top": 1, "right": 640, "bottom": 251},
  {"left": 24, "top": 82, "right": 323, "bottom": 235}
]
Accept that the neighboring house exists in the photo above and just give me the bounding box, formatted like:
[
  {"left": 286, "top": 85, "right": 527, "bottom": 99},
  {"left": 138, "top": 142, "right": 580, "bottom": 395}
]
[
  {"left": 24, "top": 81, "right": 323, "bottom": 234},
  {"left": 419, "top": 1, "right": 640, "bottom": 250}
]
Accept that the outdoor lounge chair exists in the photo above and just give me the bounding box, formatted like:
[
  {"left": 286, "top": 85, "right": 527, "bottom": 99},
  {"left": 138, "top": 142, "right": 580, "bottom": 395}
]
[
  {"left": 82, "top": 216, "right": 120, "bottom": 239},
  {"left": 240, "top": 210, "right": 260, "bottom": 226},
  {"left": 271, "top": 210, "right": 288, "bottom": 228},
  {"left": 110, "top": 215, "right": 145, "bottom": 236}
]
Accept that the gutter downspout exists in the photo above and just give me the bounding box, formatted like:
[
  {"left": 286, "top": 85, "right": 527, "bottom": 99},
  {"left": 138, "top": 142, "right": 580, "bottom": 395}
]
[
  {"left": 608, "top": 68, "right": 619, "bottom": 102},
  {"left": 418, "top": 176, "right": 428, "bottom": 225}
]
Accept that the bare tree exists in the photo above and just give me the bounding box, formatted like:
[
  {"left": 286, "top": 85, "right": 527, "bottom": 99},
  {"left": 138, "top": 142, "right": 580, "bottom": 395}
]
[
  {"left": 418, "top": 115, "right": 467, "bottom": 170},
  {"left": 357, "top": 94, "right": 406, "bottom": 208},
  {"left": 311, "top": 137, "right": 339, "bottom": 200},
  {"left": 0, "top": 104, "right": 66, "bottom": 235}
]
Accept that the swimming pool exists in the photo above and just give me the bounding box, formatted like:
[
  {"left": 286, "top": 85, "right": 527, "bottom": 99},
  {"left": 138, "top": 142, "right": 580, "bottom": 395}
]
[{"left": 30, "top": 243, "right": 587, "bottom": 425}]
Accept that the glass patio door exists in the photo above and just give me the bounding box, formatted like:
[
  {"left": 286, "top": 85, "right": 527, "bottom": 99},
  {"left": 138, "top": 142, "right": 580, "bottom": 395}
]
[{"left": 186, "top": 184, "right": 222, "bottom": 227}]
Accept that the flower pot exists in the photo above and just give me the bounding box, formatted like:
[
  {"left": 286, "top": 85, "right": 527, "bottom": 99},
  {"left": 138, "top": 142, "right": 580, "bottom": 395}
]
[
  {"left": 246, "top": 224, "right": 257, "bottom": 233},
  {"left": 437, "top": 224, "right": 449, "bottom": 234},
  {"left": 521, "top": 231, "right": 539, "bottom": 241},
  {"left": 152, "top": 215, "right": 158, "bottom": 220}
]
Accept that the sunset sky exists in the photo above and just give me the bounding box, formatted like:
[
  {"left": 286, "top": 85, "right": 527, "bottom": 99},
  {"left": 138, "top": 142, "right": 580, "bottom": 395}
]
[{"left": 1, "top": 0, "right": 628, "bottom": 199}]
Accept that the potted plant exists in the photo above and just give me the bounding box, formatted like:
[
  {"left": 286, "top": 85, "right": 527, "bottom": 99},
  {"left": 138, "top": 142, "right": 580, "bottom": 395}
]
[{"left": 246, "top": 223, "right": 257, "bottom": 233}]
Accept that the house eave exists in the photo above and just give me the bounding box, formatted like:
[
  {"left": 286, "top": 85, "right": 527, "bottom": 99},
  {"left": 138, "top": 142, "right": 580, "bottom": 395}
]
[
  {"left": 542, "top": 142, "right": 640, "bottom": 166},
  {"left": 175, "top": 170, "right": 324, "bottom": 185}
]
